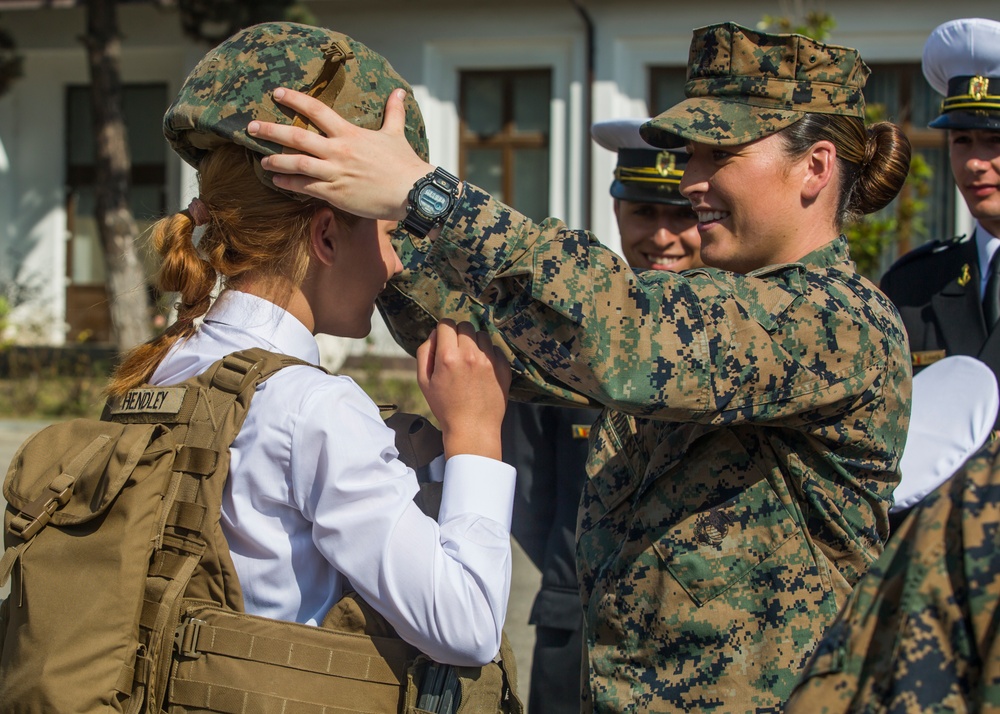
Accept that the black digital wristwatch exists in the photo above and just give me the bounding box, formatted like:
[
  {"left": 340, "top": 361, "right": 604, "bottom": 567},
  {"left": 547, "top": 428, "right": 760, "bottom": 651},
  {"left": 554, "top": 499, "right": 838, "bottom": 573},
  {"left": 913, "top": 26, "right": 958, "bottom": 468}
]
[{"left": 401, "top": 167, "right": 461, "bottom": 238}]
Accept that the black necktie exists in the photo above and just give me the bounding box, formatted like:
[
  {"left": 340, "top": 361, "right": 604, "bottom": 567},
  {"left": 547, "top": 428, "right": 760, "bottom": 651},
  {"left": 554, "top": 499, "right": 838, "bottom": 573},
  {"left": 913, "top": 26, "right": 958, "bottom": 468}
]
[{"left": 984, "top": 250, "right": 1000, "bottom": 329}]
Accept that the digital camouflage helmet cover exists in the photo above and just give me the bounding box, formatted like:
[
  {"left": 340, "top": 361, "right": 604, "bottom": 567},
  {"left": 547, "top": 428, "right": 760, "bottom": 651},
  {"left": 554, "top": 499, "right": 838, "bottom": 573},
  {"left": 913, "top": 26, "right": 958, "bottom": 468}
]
[{"left": 163, "top": 22, "right": 428, "bottom": 196}]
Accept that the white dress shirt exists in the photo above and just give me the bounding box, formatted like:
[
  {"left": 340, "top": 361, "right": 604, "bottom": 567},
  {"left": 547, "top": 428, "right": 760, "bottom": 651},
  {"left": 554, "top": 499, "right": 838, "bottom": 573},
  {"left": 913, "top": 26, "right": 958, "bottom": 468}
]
[{"left": 150, "top": 290, "right": 516, "bottom": 665}]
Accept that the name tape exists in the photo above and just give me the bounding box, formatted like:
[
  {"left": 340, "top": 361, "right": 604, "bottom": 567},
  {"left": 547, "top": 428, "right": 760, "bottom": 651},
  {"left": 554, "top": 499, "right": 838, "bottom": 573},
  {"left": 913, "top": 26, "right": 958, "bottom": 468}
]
[{"left": 109, "top": 387, "right": 187, "bottom": 415}]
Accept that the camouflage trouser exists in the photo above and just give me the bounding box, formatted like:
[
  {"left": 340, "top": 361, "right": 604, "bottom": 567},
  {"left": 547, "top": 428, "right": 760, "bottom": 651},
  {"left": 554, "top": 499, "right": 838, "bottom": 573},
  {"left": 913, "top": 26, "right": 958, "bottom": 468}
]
[{"left": 786, "top": 438, "right": 1000, "bottom": 713}]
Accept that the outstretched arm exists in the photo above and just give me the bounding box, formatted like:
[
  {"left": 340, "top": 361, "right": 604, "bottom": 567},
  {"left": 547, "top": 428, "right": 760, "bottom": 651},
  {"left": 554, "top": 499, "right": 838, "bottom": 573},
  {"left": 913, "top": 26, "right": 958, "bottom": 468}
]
[{"left": 248, "top": 88, "right": 436, "bottom": 220}]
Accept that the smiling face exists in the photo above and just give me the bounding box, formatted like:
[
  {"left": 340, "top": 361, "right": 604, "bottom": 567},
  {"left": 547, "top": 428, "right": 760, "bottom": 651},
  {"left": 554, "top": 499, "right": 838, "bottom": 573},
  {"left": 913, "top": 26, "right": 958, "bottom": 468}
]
[
  {"left": 615, "top": 199, "right": 702, "bottom": 272},
  {"left": 950, "top": 129, "right": 1000, "bottom": 238},
  {"left": 680, "top": 133, "right": 823, "bottom": 274}
]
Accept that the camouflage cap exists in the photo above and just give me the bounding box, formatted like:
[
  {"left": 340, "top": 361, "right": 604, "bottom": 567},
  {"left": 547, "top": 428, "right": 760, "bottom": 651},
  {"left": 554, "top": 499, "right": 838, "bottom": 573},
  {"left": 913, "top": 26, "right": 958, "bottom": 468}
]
[
  {"left": 641, "top": 22, "right": 869, "bottom": 148},
  {"left": 163, "top": 22, "right": 428, "bottom": 197}
]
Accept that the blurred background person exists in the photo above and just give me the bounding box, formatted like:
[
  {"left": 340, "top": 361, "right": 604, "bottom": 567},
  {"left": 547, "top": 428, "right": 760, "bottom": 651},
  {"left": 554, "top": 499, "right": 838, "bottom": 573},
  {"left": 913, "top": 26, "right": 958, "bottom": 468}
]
[
  {"left": 880, "top": 18, "right": 1000, "bottom": 420},
  {"left": 593, "top": 118, "right": 703, "bottom": 274}
]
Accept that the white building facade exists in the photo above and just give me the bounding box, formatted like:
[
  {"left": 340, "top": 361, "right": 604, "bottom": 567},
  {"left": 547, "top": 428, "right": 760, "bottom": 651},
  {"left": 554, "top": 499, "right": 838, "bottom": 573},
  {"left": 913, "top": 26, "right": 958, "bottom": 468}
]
[{"left": 0, "top": 0, "right": 995, "bottom": 348}]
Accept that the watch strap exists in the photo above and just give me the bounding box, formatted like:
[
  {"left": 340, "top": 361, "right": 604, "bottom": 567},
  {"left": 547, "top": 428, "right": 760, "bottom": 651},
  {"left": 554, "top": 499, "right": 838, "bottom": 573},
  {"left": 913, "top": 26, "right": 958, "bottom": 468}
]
[
  {"left": 402, "top": 167, "right": 461, "bottom": 238},
  {"left": 401, "top": 204, "right": 437, "bottom": 237}
]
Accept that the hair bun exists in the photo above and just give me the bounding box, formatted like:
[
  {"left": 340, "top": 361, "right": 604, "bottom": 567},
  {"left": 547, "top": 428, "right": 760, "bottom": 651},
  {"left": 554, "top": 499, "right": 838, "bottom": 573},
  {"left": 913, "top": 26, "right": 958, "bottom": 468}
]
[{"left": 851, "top": 122, "right": 911, "bottom": 216}]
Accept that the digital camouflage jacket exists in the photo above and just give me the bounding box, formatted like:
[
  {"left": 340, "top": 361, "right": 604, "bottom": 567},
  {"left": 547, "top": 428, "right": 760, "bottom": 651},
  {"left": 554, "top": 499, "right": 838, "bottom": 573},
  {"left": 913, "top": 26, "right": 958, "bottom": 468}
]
[
  {"left": 786, "top": 437, "right": 1000, "bottom": 713},
  {"left": 378, "top": 184, "right": 912, "bottom": 713}
]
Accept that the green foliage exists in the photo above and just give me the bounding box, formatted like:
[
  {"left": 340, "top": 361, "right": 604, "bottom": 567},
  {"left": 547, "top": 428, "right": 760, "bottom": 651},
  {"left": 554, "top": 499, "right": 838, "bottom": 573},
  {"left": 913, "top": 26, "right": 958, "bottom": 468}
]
[
  {"left": 842, "top": 102, "right": 934, "bottom": 278},
  {"left": 758, "top": 11, "right": 836, "bottom": 41},
  {"left": 0, "top": 349, "right": 112, "bottom": 419},
  {"left": 0, "top": 296, "right": 11, "bottom": 349},
  {"left": 347, "top": 349, "right": 432, "bottom": 420},
  {"left": 0, "top": 347, "right": 427, "bottom": 424},
  {"left": 845, "top": 152, "right": 932, "bottom": 278}
]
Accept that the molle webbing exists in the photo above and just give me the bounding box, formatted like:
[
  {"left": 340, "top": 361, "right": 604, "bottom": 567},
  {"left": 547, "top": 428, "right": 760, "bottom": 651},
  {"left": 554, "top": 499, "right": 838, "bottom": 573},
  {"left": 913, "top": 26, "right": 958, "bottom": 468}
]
[
  {"left": 118, "top": 349, "right": 308, "bottom": 712},
  {"left": 2, "top": 347, "right": 521, "bottom": 714}
]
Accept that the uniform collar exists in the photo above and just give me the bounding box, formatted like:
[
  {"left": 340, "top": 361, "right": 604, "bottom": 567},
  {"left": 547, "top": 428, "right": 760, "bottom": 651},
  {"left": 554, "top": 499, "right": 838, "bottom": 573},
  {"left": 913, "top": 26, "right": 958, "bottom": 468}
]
[
  {"left": 204, "top": 289, "right": 321, "bottom": 365},
  {"left": 796, "top": 234, "right": 852, "bottom": 272}
]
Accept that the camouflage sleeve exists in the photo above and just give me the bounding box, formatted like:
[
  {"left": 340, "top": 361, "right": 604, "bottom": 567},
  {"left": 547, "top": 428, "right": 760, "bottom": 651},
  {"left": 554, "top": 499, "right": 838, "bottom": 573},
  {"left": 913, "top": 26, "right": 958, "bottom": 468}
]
[
  {"left": 379, "top": 183, "right": 907, "bottom": 429},
  {"left": 785, "top": 438, "right": 1000, "bottom": 712}
]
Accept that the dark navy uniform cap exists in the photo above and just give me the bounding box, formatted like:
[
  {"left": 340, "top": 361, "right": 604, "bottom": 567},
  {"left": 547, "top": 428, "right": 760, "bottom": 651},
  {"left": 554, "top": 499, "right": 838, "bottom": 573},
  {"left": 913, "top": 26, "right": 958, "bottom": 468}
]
[
  {"left": 591, "top": 119, "right": 689, "bottom": 206},
  {"left": 922, "top": 18, "right": 1000, "bottom": 131}
]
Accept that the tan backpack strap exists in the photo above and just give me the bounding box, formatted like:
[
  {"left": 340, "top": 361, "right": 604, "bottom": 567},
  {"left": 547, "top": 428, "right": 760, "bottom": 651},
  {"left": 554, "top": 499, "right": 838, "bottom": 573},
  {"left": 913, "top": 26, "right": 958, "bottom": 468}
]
[
  {"left": 137, "top": 350, "right": 318, "bottom": 711},
  {"left": 0, "top": 541, "right": 26, "bottom": 590},
  {"left": 496, "top": 632, "right": 524, "bottom": 714},
  {"left": 173, "top": 617, "right": 411, "bottom": 683},
  {"left": 169, "top": 679, "right": 362, "bottom": 714}
]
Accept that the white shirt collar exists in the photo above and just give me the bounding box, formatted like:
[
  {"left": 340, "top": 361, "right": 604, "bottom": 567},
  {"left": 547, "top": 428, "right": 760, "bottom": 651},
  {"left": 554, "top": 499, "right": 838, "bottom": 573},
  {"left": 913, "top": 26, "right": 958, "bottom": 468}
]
[{"left": 204, "top": 289, "right": 321, "bottom": 365}]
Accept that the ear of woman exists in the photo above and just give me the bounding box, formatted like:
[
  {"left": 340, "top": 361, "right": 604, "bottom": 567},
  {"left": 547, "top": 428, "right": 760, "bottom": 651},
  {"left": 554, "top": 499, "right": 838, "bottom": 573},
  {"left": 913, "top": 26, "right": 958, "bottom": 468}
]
[
  {"left": 309, "top": 207, "right": 340, "bottom": 266},
  {"left": 801, "top": 140, "right": 838, "bottom": 203}
]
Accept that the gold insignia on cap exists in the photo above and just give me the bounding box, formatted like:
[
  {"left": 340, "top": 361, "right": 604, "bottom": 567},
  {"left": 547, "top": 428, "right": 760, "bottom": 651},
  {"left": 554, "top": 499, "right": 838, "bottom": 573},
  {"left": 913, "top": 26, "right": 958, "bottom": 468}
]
[
  {"left": 655, "top": 151, "right": 676, "bottom": 177},
  {"left": 958, "top": 263, "right": 972, "bottom": 286},
  {"left": 970, "top": 76, "right": 989, "bottom": 102}
]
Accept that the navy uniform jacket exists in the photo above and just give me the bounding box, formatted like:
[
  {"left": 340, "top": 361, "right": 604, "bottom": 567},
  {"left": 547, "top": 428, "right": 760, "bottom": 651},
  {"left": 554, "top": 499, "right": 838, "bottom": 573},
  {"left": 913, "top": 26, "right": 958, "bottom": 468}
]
[
  {"left": 880, "top": 234, "right": 1000, "bottom": 427},
  {"left": 503, "top": 402, "right": 599, "bottom": 632}
]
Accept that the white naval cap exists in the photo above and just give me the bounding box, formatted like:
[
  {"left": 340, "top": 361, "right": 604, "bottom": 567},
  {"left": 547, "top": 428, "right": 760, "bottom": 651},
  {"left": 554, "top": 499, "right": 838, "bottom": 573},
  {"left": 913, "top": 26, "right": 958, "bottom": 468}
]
[
  {"left": 893, "top": 355, "right": 999, "bottom": 512},
  {"left": 922, "top": 17, "right": 1000, "bottom": 130},
  {"left": 591, "top": 119, "right": 689, "bottom": 205},
  {"left": 591, "top": 118, "right": 659, "bottom": 152}
]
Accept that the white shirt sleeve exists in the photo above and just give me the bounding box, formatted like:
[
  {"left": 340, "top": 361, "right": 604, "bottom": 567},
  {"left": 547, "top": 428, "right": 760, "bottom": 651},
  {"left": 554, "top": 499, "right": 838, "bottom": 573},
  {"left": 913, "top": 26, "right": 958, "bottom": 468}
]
[{"left": 289, "top": 379, "right": 515, "bottom": 666}]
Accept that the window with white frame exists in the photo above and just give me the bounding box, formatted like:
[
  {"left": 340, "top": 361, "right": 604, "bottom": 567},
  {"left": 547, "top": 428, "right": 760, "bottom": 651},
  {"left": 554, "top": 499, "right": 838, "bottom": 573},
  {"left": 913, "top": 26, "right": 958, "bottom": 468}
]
[{"left": 459, "top": 69, "right": 552, "bottom": 223}]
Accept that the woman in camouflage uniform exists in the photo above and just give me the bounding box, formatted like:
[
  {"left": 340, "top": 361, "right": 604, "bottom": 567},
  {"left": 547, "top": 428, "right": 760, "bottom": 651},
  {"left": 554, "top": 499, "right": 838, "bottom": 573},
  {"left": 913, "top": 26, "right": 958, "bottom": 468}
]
[{"left": 250, "top": 21, "right": 912, "bottom": 713}]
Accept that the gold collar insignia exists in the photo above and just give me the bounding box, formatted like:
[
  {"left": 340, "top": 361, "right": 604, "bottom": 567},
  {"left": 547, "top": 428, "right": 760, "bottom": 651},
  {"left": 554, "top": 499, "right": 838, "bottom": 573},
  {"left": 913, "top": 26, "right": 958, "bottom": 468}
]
[{"left": 958, "top": 263, "right": 972, "bottom": 287}]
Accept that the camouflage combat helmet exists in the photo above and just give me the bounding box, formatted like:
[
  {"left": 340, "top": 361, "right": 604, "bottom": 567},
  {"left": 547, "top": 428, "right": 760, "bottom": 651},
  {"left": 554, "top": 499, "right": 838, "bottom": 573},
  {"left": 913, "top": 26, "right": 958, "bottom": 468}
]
[
  {"left": 642, "top": 22, "right": 869, "bottom": 148},
  {"left": 163, "top": 22, "right": 428, "bottom": 196}
]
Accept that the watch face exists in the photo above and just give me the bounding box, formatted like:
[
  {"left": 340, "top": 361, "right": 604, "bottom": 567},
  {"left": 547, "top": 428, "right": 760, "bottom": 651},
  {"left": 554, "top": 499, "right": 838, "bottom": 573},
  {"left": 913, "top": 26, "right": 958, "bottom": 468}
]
[{"left": 416, "top": 184, "right": 451, "bottom": 218}]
